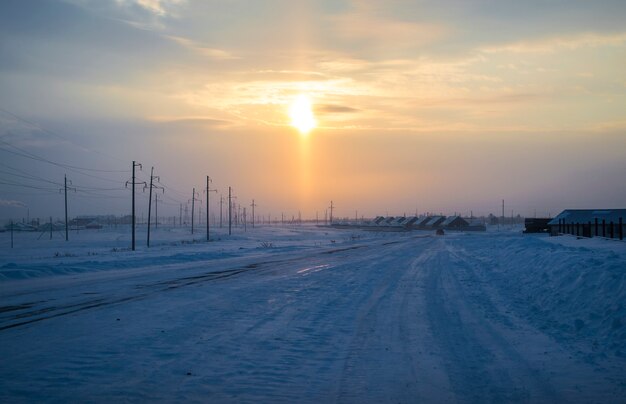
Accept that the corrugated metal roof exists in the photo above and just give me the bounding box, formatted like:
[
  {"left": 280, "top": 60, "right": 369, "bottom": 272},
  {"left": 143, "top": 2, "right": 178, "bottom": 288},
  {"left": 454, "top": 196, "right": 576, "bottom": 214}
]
[
  {"left": 424, "top": 216, "right": 445, "bottom": 227},
  {"left": 548, "top": 209, "right": 626, "bottom": 225},
  {"left": 412, "top": 216, "right": 431, "bottom": 226},
  {"left": 441, "top": 216, "right": 469, "bottom": 227}
]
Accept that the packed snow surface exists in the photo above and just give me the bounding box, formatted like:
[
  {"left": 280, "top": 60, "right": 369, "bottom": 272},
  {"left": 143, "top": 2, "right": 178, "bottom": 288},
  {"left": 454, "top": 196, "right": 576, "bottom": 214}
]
[{"left": 0, "top": 225, "right": 625, "bottom": 402}]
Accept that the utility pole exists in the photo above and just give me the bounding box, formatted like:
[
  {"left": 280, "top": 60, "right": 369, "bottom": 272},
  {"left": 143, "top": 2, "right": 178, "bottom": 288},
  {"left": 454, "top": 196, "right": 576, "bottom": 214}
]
[
  {"left": 64, "top": 175, "right": 68, "bottom": 241},
  {"left": 189, "top": 188, "right": 201, "bottom": 235},
  {"left": 243, "top": 207, "right": 247, "bottom": 232},
  {"left": 62, "top": 175, "right": 75, "bottom": 241},
  {"left": 147, "top": 167, "right": 164, "bottom": 247},
  {"left": 179, "top": 204, "right": 183, "bottom": 226},
  {"left": 220, "top": 195, "right": 224, "bottom": 228},
  {"left": 155, "top": 194, "right": 160, "bottom": 229},
  {"left": 125, "top": 161, "right": 145, "bottom": 251},
  {"left": 228, "top": 187, "right": 232, "bottom": 235},
  {"left": 10, "top": 220, "right": 13, "bottom": 248},
  {"left": 204, "top": 176, "right": 217, "bottom": 241},
  {"left": 329, "top": 201, "right": 334, "bottom": 224},
  {"left": 251, "top": 199, "right": 257, "bottom": 228}
]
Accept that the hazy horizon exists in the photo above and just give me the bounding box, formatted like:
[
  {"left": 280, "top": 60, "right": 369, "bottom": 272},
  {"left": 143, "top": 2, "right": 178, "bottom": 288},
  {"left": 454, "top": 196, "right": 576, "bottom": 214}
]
[{"left": 1, "top": 0, "right": 626, "bottom": 221}]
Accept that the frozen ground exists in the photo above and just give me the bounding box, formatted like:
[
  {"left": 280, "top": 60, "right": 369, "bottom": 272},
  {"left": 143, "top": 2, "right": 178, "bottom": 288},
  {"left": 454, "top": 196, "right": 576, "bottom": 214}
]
[{"left": 0, "top": 225, "right": 625, "bottom": 402}]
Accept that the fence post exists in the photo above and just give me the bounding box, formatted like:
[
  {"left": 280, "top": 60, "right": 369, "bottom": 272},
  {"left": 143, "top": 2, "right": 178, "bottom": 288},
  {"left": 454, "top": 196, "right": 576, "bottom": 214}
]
[
  {"left": 588, "top": 221, "right": 591, "bottom": 238},
  {"left": 610, "top": 221, "right": 614, "bottom": 239},
  {"left": 595, "top": 218, "right": 598, "bottom": 237},
  {"left": 576, "top": 222, "right": 580, "bottom": 237},
  {"left": 602, "top": 220, "right": 606, "bottom": 237}
]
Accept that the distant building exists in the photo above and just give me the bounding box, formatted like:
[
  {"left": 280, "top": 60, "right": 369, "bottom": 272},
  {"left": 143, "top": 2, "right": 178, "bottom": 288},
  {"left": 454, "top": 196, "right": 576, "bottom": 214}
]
[
  {"left": 548, "top": 209, "right": 625, "bottom": 239},
  {"left": 441, "top": 216, "right": 469, "bottom": 229},
  {"left": 394, "top": 217, "right": 407, "bottom": 225},
  {"left": 523, "top": 218, "right": 552, "bottom": 233},
  {"left": 423, "top": 216, "right": 446, "bottom": 229},
  {"left": 373, "top": 216, "right": 386, "bottom": 225},
  {"left": 411, "top": 216, "right": 432, "bottom": 229},
  {"left": 404, "top": 216, "right": 419, "bottom": 227}
]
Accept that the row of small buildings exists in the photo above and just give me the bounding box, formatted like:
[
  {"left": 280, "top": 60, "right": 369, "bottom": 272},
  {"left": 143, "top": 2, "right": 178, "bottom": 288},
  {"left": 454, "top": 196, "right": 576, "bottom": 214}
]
[{"left": 331, "top": 215, "right": 486, "bottom": 231}]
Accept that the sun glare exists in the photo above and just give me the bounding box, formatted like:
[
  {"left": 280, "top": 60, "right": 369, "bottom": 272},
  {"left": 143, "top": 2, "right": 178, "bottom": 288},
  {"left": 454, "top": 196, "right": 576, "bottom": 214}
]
[{"left": 289, "top": 94, "right": 317, "bottom": 135}]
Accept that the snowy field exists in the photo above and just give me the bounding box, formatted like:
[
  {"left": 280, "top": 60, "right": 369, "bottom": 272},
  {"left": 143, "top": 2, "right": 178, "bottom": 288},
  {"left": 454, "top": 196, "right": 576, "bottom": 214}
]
[{"left": 0, "top": 225, "right": 625, "bottom": 403}]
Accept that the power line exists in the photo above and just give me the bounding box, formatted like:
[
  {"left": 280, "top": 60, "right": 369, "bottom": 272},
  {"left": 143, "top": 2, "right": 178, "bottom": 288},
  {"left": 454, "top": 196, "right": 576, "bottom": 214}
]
[
  {"left": 0, "top": 107, "right": 131, "bottom": 167},
  {"left": 0, "top": 180, "right": 59, "bottom": 191},
  {"left": 0, "top": 139, "right": 128, "bottom": 173}
]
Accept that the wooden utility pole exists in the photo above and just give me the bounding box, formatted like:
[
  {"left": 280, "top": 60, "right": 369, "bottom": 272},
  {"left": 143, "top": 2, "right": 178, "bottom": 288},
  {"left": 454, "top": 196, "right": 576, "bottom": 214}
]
[
  {"left": 189, "top": 188, "right": 201, "bottom": 235},
  {"left": 228, "top": 187, "right": 232, "bottom": 235},
  {"left": 132, "top": 162, "right": 137, "bottom": 249},
  {"left": 251, "top": 199, "right": 257, "bottom": 228},
  {"left": 329, "top": 201, "right": 334, "bottom": 224},
  {"left": 64, "top": 175, "right": 68, "bottom": 241},
  {"left": 125, "top": 161, "right": 145, "bottom": 251},
  {"left": 155, "top": 193, "right": 159, "bottom": 229},
  {"left": 147, "top": 167, "right": 163, "bottom": 247},
  {"left": 147, "top": 167, "right": 154, "bottom": 247},
  {"left": 205, "top": 176, "right": 217, "bottom": 241},
  {"left": 62, "top": 175, "right": 75, "bottom": 241},
  {"left": 220, "top": 195, "right": 223, "bottom": 228}
]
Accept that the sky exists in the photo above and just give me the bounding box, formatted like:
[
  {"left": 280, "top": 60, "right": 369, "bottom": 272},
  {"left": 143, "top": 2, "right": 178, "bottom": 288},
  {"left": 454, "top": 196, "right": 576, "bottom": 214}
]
[{"left": 1, "top": 0, "right": 626, "bottom": 221}]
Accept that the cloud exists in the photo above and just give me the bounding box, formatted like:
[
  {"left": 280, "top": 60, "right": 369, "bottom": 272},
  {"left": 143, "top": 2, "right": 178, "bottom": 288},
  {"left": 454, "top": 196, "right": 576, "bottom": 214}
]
[
  {"left": 316, "top": 104, "right": 360, "bottom": 114},
  {"left": 148, "top": 116, "right": 234, "bottom": 129},
  {"left": 114, "top": 0, "right": 186, "bottom": 17},
  {"left": 0, "top": 199, "right": 27, "bottom": 208},
  {"left": 480, "top": 32, "right": 626, "bottom": 54},
  {"left": 327, "top": 12, "right": 447, "bottom": 54},
  {"left": 166, "top": 35, "right": 238, "bottom": 60}
]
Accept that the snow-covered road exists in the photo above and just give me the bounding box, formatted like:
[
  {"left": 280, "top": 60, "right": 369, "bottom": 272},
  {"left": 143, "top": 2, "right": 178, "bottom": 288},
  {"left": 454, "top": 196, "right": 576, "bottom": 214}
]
[{"left": 1, "top": 228, "right": 624, "bottom": 402}]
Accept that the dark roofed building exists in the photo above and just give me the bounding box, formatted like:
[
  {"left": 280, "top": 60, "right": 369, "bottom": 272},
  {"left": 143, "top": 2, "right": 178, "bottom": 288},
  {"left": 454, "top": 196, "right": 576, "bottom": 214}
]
[
  {"left": 441, "top": 216, "right": 469, "bottom": 229},
  {"left": 548, "top": 209, "right": 625, "bottom": 239},
  {"left": 424, "top": 216, "right": 446, "bottom": 229},
  {"left": 411, "top": 216, "right": 431, "bottom": 229},
  {"left": 404, "top": 216, "right": 419, "bottom": 227}
]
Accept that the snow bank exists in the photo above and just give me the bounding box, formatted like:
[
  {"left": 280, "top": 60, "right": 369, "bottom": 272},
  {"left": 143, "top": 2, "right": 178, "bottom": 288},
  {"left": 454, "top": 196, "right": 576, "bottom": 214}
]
[{"left": 457, "top": 233, "right": 626, "bottom": 357}]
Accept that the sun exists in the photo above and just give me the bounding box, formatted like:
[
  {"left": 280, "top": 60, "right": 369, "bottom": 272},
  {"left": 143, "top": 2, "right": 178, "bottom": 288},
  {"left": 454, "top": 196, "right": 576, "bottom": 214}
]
[{"left": 289, "top": 94, "right": 317, "bottom": 135}]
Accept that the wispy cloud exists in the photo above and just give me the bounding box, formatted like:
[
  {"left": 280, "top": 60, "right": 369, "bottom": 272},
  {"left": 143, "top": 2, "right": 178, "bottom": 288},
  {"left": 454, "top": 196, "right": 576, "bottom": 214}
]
[
  {"left": 0, "top": 199, "right": 27, "bottom": 208},
  {"left": 481, "top": 32, "right": 626, "bottom": 54},
  {"left": 166, "top": 35, "right": 239, "bottom": 60},
  {"left": 316, "top": 104, "right": 360, "bottom": 114},
  {"left": 147, "top": 115, "right": 234, "bottom": 129},
  {"left": 115, "top": 0, "right": 186, "bottom": 17},
  {"left": 326, "top": 4, "right": 448, "bottom": 56}
]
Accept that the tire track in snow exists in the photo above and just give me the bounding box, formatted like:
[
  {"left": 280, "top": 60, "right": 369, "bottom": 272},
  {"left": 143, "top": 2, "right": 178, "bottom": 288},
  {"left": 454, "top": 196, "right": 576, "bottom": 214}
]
[
  {"left": 0, "top": 239, "right": 402, "bottom": 332},
  {"left": 423, "top": 239, "right": 560, "bottom": 403},
  {"left": 335, "top": 236, "right": 438, "bottom": 403}
]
